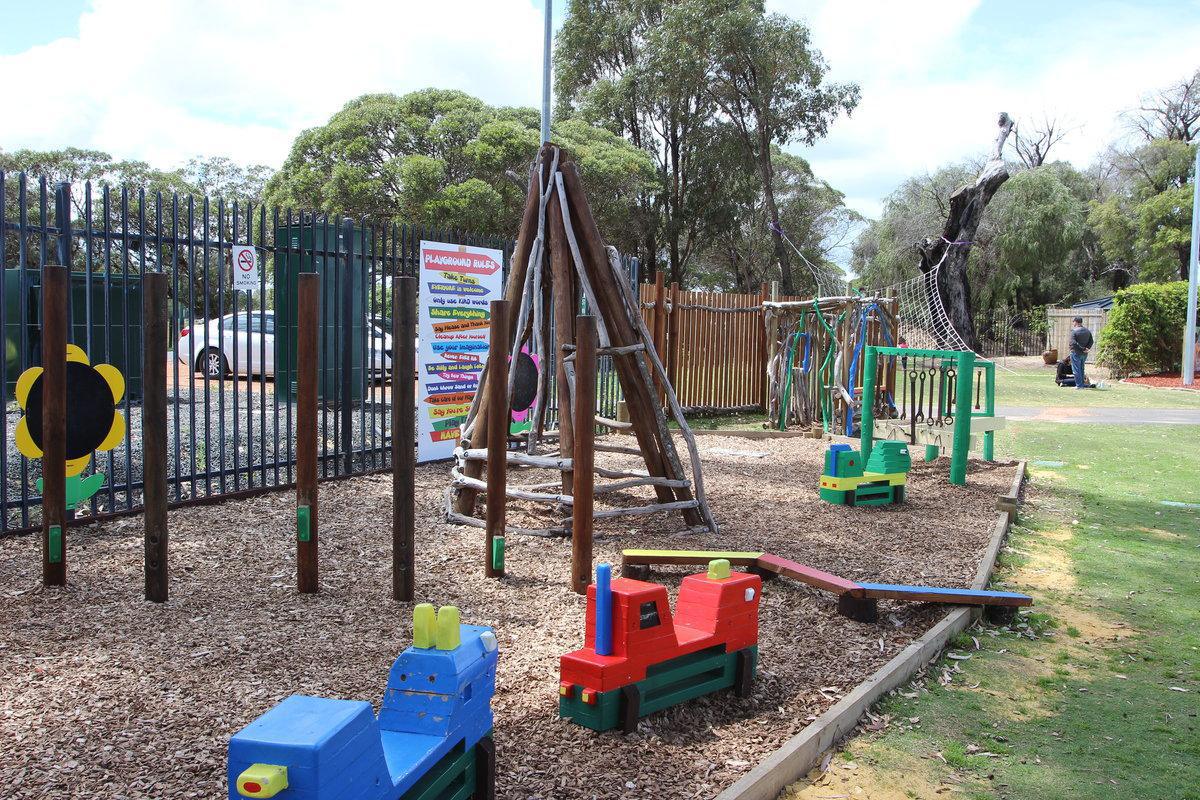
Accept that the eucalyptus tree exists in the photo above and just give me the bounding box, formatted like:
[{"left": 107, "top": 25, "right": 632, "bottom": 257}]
[
  {"left": 555, "top": 0, "right": 746, "bottom": 284},
  {"left": 265, "top": 89, "right": 655, "bottom": 244},
  {"left": 674, "top": 0, "right": 859, "bottom": 294}
]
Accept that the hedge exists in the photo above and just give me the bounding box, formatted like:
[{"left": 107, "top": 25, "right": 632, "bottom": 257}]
[{"left": 1097, "top": 281, "right": 1190, "bottom": 377}]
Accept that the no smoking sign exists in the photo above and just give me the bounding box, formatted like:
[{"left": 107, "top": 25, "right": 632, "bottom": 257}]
[{"left": 232, "top": 245, "right": 259, "bottom": 292}]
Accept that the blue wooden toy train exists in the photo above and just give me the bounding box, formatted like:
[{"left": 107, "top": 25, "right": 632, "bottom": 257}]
[{"left": 227, "top": 604, "right": 497, "bottom": 800}]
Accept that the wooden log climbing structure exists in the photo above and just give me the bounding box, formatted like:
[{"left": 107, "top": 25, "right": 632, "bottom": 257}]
[
  {"left": 446, "top": 143, "right": 718, "bottom": 554},
  {"left": 763, "top": 294, "right": 899, "bottom": 437}
]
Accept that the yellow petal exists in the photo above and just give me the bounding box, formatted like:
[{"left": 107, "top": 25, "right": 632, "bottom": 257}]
[
  {"left": 15, "top": 417, "right": 42, "bottom": 459},
  {"left": 97, "top": 413, "right": 126, "bottom": 452},
  {"left": 95, "top": 364, "right": 126, "bottom": 404},
  {"left": 15, "top": 367, "right": 42, "bottom": 410},
  {"left": 65, "top": 455, "right": 90, "bottom": 478},
  {"left": 66, "top": 344, "right": 90, "bottom": 365}
]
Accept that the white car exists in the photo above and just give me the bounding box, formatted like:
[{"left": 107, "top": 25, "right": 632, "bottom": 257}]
[{"left": 177, "top": 311, "right": 393, "bottom": 379}]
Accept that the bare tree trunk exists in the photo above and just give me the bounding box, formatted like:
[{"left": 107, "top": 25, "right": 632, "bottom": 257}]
[
  {"left": 918, "top": 113, "right": 1015, "bottom": 352},
  {"left": 758, "top": 129, "right": 795, "bottom": 295}
]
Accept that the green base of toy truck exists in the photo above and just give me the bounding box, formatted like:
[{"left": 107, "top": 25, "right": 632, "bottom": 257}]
[
  {"left": 401, "top": 733, "right": 493, "bottom": 800},
  {"left": 559, "top": 645, "right": 757, "bottom": 732},
  {"left": 820, "top": 483, "right": 904, "bottom": 507}
]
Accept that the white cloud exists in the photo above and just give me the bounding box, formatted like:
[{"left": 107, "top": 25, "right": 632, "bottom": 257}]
[
  {"left": 0, "top": 0, "right": 546, "bottom": 169},
  {"left": 2, "top": 0, "right": 1197, "bottom": 229},
  {"left": 773, "top": 0, "right": 1200, "bottom": 221}
]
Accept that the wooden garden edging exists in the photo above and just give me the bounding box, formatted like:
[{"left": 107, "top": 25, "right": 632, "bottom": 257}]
[{"left": 716, "top": 459, "right": 1029, "bottom": 800}]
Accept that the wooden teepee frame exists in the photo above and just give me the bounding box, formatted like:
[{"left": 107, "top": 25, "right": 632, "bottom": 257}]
[{"left": 447, "top": 143, "right": 718, "bottom": 537}]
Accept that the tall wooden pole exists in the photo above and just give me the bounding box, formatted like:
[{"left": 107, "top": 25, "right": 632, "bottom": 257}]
[
  {"left": 142, "top": 272, "right": 169, "bottom": 602},
  {"left": 392, "top": 275, "right": 417, "bottom": 601},
  {"left": 296, "top": 273, "right": 319, "bottom": 593},
  {"left": 41, "top": 265, "right": 68, "bottom": 587},
  {"left": 485, "top": 299, "right": 510, "bottom": 579},
  {"left": 572, "top": 315, "right": 597, "bottom": 595},
  {"left": 547, "top": 189, "right": 575, "bottom": 495}
]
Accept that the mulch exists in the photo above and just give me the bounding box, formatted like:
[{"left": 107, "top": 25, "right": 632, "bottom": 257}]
[
  {"left": 1122, "top": 373, "right": 1200, "bottom": 391},
  {"left": 0, "top": 435, "right": 1016, "bottom": 799}
]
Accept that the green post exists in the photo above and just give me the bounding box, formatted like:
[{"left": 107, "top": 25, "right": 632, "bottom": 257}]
[
  {"left": 950, "top": 350, "right": 976, "bottom": 485},
  {"left": 925, "top": 444, "right": 939, "bottom": 462},
  {"left": 982, "top": 361, "right": 995, "bottom": 462},
  {"left": 860, "top": 345, "right": 878, "bottom": 462}
]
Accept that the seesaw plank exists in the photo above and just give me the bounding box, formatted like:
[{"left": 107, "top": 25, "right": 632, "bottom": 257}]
[
  {"left": 755, "top": 554, "right": 865, "bottom": 597},
  {"left": 858, "top": 582, "right": 1032, "bottom": 607},
  {"left": 620, "top": 549, "right": 763, "bottom": 567}
]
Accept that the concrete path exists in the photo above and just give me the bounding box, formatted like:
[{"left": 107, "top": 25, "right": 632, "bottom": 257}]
[{"left": 996, "top": 405, "right": 1200, "bottom": 425}]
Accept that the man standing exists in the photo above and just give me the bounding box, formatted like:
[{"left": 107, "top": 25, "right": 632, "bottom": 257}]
[{"left": 1069, "top": 316, "right": 1093, "bottom": 389}]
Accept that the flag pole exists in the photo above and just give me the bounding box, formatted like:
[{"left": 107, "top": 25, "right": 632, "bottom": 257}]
[
  {"left": 1184, "top": 145, "right": 1199, "bottom": 386},
  {"left": 540, "top": 0, "right": 553, "bottom": 144}
]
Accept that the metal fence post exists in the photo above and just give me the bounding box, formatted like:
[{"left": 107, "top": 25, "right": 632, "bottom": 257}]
[
  {"left": 340, "top": 218, "right": 355, "bottom": 476},
  {"left": 393, "top": 275, "right": 417, "bottom": 601}
]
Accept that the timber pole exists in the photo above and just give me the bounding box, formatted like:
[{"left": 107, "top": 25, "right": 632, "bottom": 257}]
[
  {"left": 142, "top": 272, "right": 169, "bottom": 602},
  {"left": 572, "top": 315, "right": 597, "bottom": 595},
  {"left": 41, "top": 265, "right": 68, "bottom": 587},
  {"left": 485, "top": 299, "right": 510, "bottom": 578},
  {"left": 393, "top": 275, "right": 417, "bottom": 601},
  {"left": 296, "top": 273, "right": 319, "bottom": 593}
]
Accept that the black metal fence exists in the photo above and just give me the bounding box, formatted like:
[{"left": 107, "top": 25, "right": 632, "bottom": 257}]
[
  {"left": 1, "top": 174, "right": 634, "bottom": 536},
  {"left": 1, "top": 174, "right": 528, "bottom": 535}
]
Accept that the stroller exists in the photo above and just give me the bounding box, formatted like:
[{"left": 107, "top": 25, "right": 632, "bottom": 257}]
[{"left": 1055, "top": 357, "right": 1095, "bottom": 388}]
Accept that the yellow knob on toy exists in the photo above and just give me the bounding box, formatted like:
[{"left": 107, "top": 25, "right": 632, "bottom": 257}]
[
  {"left": 236, "top": 763, "right": 288, "bottom": 798},
  {"left": 707, "top": 559, "right": 732, "bottom": 580},
  {"left": 436, "top": 606, "right": 461, "bottom": 650},
  {"left": 413, "top": 603, "right": 436, "bottom": 648}
]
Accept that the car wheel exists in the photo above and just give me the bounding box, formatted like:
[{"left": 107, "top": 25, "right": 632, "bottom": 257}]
[{"left": 198, "top": 348, "right": 228, "bottom": 379}]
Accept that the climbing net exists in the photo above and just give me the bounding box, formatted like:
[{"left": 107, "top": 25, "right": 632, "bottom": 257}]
[{"left": 884, "top": 248, "right": 974, "bottom": 352}]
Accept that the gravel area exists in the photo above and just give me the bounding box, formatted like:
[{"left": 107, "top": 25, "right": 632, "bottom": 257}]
[{"left": 0, "top": 434, "right": 1016, "bottom": 799}]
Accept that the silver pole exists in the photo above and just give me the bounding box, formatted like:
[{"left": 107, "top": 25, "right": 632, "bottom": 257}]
[
  {"left": 1184, "top": 145, "right": 1199, "bottom": 386},
  {"left": 540, "top": 0, "right": 553, "bottom": 144}
]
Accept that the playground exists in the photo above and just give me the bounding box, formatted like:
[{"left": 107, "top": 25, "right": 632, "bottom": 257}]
[
  {"left": 1, "top": 0, "right": 1197, "bottom": 790},
  {"left": 0, "top": 434, "right": 1020, "bottom": 799}
]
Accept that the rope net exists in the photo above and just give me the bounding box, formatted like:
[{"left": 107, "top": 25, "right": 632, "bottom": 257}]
[{"left": 884, "top": 251, "right": 974, "bottom": 352}]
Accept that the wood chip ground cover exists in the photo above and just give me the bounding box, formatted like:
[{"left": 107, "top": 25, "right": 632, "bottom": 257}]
[{"left": 0, "top": 435, "right": 1014, "bottom": 799}]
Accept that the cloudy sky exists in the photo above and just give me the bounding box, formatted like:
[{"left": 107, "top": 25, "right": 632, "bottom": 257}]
[{"left": 1, "top": 0, "right": 1198, "bottom": 220}]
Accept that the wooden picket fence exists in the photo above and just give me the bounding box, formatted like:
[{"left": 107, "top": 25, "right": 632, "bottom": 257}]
[{"left": 638, "top": 277, "right": 786, "bottom": 413}]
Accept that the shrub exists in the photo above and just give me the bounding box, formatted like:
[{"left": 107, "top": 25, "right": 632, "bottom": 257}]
[{"left": 1098, "top": 281, "right": 1190, "bottom": 377}]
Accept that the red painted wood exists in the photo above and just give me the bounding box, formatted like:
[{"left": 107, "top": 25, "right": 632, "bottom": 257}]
[{"left": 755, "top": 553, "right": 865, "bottom": 597}]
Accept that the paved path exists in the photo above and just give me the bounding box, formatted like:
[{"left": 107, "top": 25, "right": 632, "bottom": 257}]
[{"left": 997, "top": 405, "right": 1200, "bottom": 425}]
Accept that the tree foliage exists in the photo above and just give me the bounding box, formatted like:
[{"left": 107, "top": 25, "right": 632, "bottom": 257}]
[
  {"left": 264, "top": 89, "right": 655, "bottom": 246},
  {"left": 1098, "top": 281, "right": 1191, "bottom": 376},
  {"left": 696, "top": 149, "right": 857, "bottom": 292},
  {"left": 555, "top": 0, "right": 743, "bottom": 284},
  {"left": 679, "top": 0, "right": 859, "bottom": 294}
]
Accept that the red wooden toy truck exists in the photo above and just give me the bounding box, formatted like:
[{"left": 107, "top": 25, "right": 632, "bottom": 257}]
[{"left": 558, "top": 559, "right": 760, "bottom": 733}]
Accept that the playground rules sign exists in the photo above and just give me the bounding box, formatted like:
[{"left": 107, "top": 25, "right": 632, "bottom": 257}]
[{"left": 417, "top": 240, "right": 504, "bottom": 462}]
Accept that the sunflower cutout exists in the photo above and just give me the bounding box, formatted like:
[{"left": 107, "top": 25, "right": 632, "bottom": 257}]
[{"left": 16, "top": 344, "right": 126, "bottom": 508}]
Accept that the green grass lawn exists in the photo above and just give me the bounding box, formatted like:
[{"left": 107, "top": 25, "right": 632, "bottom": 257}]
[
  {"left": 784, "top": 419, "right": 1200, "bottom": 800},
  {"left": 992, "top": 364, "right": 1200, "bottom": 410}
]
